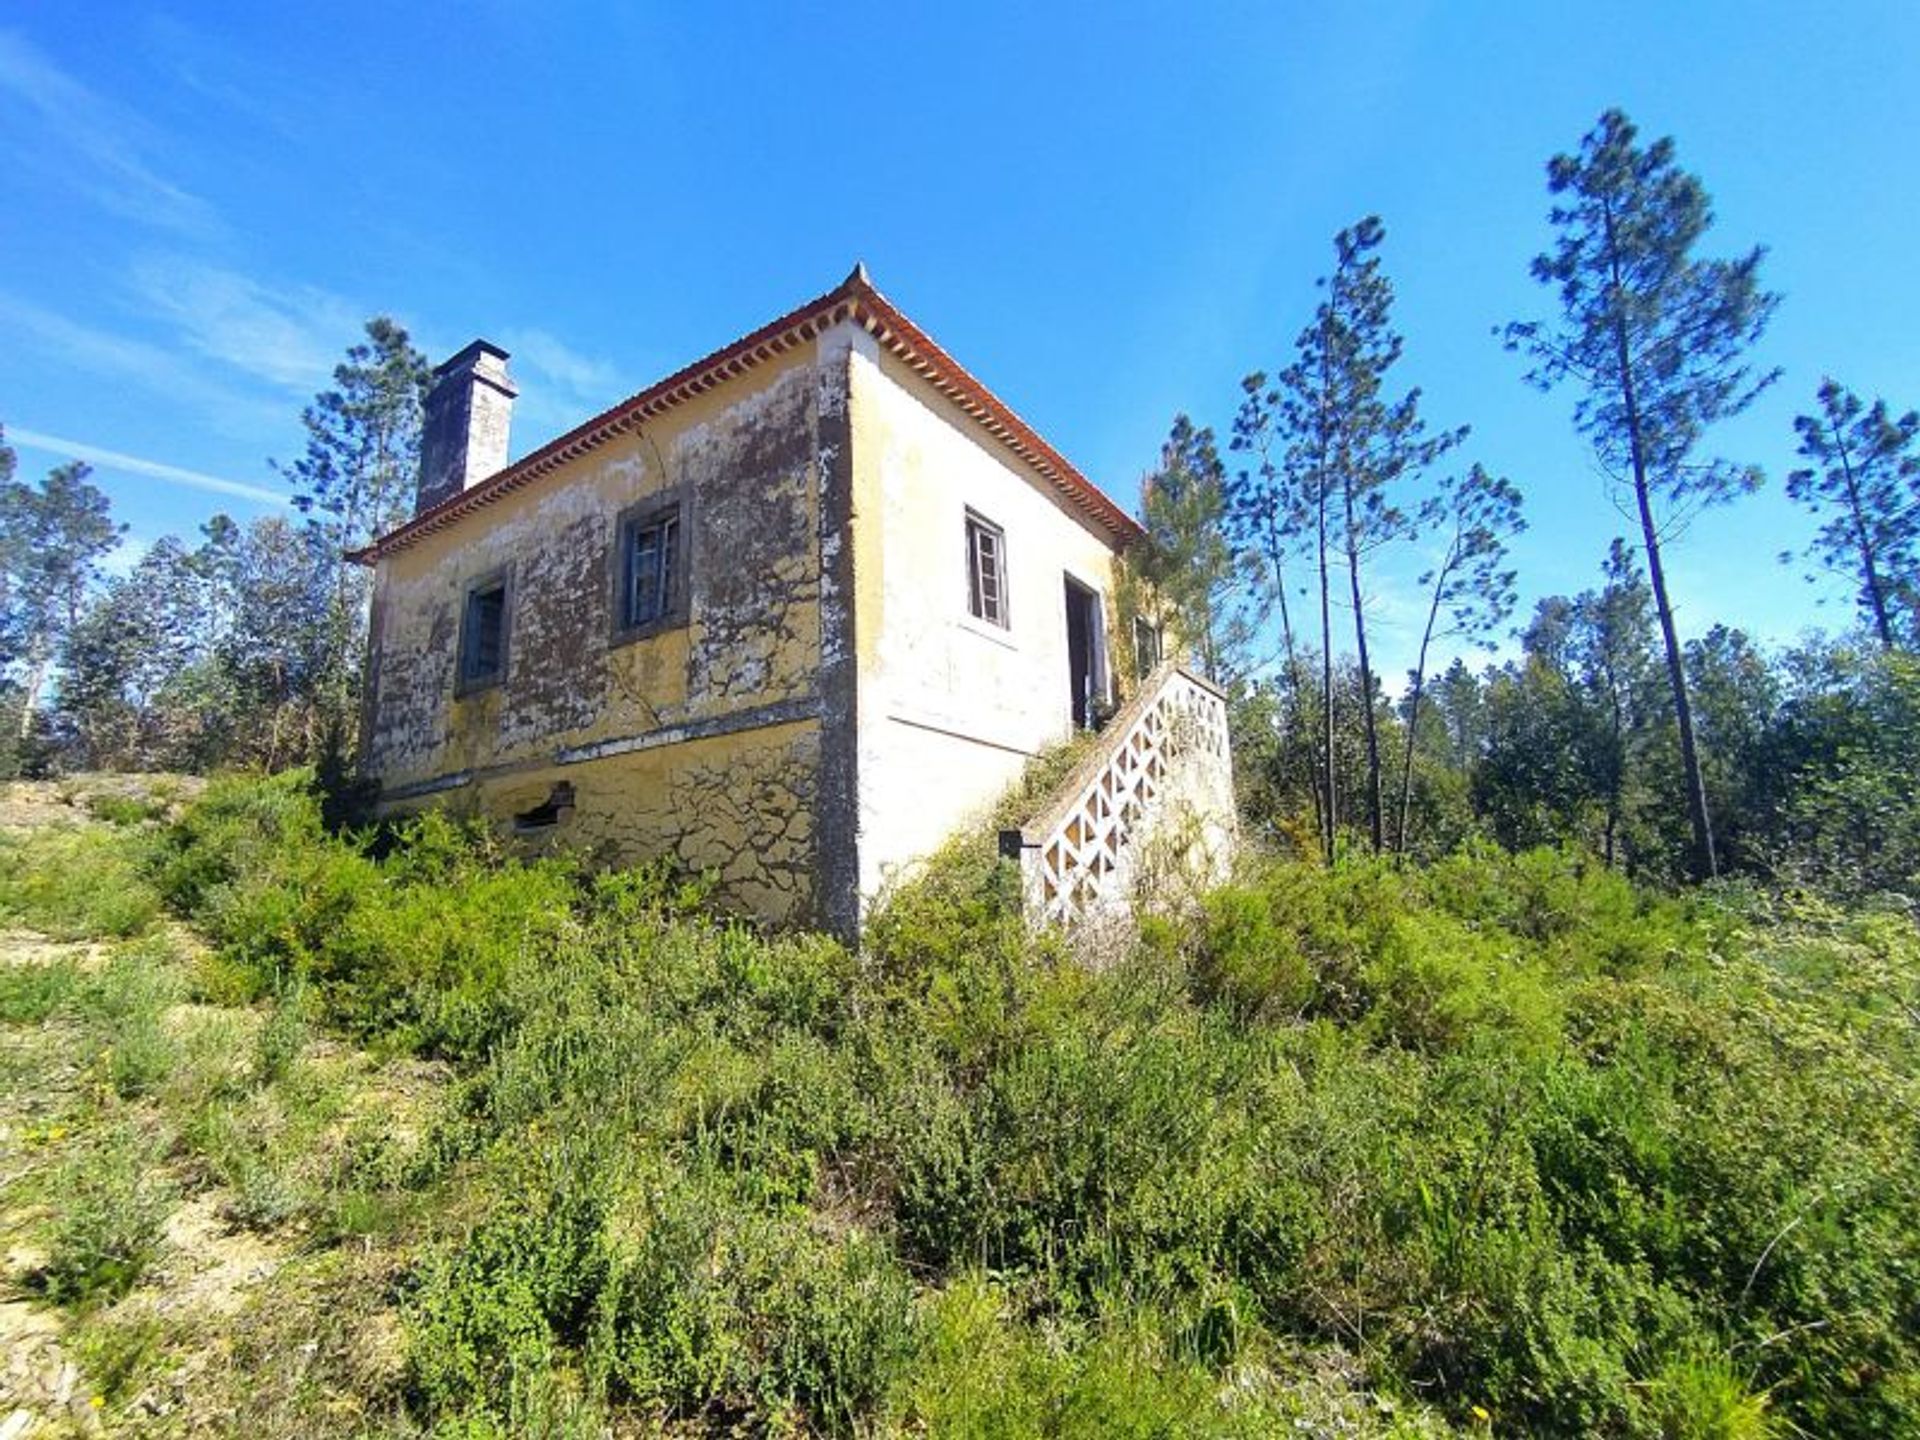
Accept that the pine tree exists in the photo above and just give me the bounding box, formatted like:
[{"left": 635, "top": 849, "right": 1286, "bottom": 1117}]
[
  {"left": 1786, "top": 379, "right": 1920, "bottom": 651},
  {"left": 1138, "top": 417, "right": 1250, "bottom": 684},
  {"left": 1504, "top": 109, "right": 1779, "bottom": 880},
  {"left": 60, "top": 533, "right": 231, "bottom": 769},
  {"left": 1276, "top": 220, "right": 1463, "bottom": 856},
  {"left": 0, "top": 448, "right": 123, "bottom": 742},
  {"left": 1275, "top": 291, "right": 1345, "bottom": 863},
  {"left": 221, "top": 517, "right": 335, "bottom": 768},
  {"left": 1228, "top": 373, "right": 1320, "bottom": 841},
  {"left": 1227, "top": 373, "right": 1307, "bottom": 688},
  {"left": 1395, "top": 464, "right": 1523, "bottom": 854},
  {"left": 276, "top": 317, "right": 430, "bottom": 747}
]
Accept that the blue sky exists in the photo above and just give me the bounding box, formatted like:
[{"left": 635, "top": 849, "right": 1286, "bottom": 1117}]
[{"left": 3, "top": 2, "right": 1916, "bottom": 684}]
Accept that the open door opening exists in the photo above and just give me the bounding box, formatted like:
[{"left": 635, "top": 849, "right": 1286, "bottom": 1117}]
[{"left": 1064, "top": 576, "right": 1103, "bottom": 730}]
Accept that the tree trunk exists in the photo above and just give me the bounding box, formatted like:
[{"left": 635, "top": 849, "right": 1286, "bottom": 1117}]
[
  {"left": 1604, "top": 201, "right": 1716, "bottom": 880},
  {"left": 1317, "top": 484, "right": 1336, "bottom": 866},
  {"left": 1264, "top": 517, "right": 1322, "bottom": 843},
  {"left": 1314, "top": 314, "right": 1339, "bottom": 867},
  {"left": 1831, "top": 420, "right": 1897, "bottom": 651},
  {"left": 1397, "top": 544, "right": 1453, "bottom": 856},
  {"left": 1344, "top": 481, "right": 1385, "bottom": 853},
  {"left": 16, "top": 646, "right": 48, "bottom": 741},
  {"left": 1601, "top": 661, "right": 1624, "bottom": 869},
  {"left": 1632, "top": 477, "right": 1717, "bottom": 879}
]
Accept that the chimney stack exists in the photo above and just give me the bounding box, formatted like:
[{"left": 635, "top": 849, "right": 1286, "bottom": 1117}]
[{"left": 416, "top": 340, "right": 517, "bottom": 515}]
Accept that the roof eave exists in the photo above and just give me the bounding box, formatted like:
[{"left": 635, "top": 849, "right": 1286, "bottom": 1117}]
[{"left": 351, "top": 271, "right": 1143, "bottom": 564}]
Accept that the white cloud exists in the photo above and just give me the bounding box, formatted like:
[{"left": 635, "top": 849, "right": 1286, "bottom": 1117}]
[
  {"left": 127, "top": 256, "right": 366, "bottom": 395},
  {"left": 498, "top": 327, "right": 624, "bottom": 441},
  {"left": 502, "top": 328, "right": 622, "bottom": 400},
  {"left": 7, "top": 426, "right": 289, "bottom": 507},
  {"left": 0, "top": 291, "right": 285, "bottom": 435},
  {"left": 0, "top": 29, "right": 219, "bottom": 236}
]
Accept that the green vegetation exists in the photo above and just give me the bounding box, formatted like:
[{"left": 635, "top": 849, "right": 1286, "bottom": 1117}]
[{"left": 3, "top": 772, "right": 1916, "bottom": 1435}]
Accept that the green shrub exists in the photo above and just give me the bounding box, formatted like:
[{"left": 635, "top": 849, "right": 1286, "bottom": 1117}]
[
  {"left": 1192, "top": 883, "right": 1315, "bottom": 1021},
  {"left": 82, "top": 936, "right": 185, "bottom": 1098},
  {"left": 0, "top": 954, "right": 81, "bottom": 1023},
  {"left": 193, "top": 1102, "right": 307, "bottom": 1230},
  {"left": 405, "top": 1137, "right": 619, "bottom": 1419},
  {"left": 85, "top": 791, "right": 168, "bottom": 827},
  {"left": 43, "top": 1129, "right": 174, "bottom": 1305},
  {"left": 1648, "top": 1347, "right": 1777, "bottom": 1440},
  {"left": 73, "top": 1309, "right": 169, "bottom": 1405},
  {"left": 147, "top": 768, "right": 327, "bottom": 919},
  {"left": 891, "top": 1277, "right": 1284, "bottom": 1439},
  {"left": 408, "top": 1141, "right": 915, "bottom": 1436},
  {"left": 253, "top": 980, "right": 308, "bottom": 1086},
  {"left": 15, "top": 773, "right": 1902, "bottom": 1436},
  {"left": 589, "top": 1171, "right": 914, "bottom": 1431}
]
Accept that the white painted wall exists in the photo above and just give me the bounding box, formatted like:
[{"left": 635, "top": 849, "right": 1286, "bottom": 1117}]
[{"left": 848, "top": 338, "right": 1125, "bottom": 904}]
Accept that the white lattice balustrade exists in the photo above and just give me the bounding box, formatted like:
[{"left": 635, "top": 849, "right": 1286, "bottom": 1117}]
[{"left": 1000, "top": 662, "right": 1236, "bottom": 928}]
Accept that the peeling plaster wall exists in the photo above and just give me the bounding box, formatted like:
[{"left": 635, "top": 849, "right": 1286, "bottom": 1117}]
[
  {"left": 847, "top": 342, "right": 1125, "bottom": 905},
  {"left": 364, "top": 344, "right": 835, "bottom": 927}
]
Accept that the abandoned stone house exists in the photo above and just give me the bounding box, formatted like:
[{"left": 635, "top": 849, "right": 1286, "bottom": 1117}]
[{"left": 353, "top": 266, "right": 1234, "bottom": 935}]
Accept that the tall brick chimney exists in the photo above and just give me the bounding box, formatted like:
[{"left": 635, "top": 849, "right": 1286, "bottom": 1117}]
[{"left": 416, "top": 340, "right": 517, "bottom": 516}]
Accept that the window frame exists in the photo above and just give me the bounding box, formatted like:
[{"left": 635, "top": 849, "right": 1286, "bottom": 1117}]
[
  {"left": 611, "top": 492, "right": 689, "bottom": 645},
  {"left": 964, "top": 508, "right": 1010, "bottom": 629},
  {"left": 455, "top": 567, "right": 512, "bottom": 697}
]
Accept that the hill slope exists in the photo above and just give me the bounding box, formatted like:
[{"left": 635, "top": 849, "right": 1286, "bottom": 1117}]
[{"left": 2, "top": 773, "right": 1916, "bottom": 1437}]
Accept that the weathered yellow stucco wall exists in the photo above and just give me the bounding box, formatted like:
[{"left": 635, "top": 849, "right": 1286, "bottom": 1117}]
[
  {"left": 845, "top": 332, "right": 1126, "bottom": 903},
  {"left": 364, "top": 342, "right": 842, "bottom": 927},
  {"left": 457, "top": 719, "right": 822, "bottom": 922}
]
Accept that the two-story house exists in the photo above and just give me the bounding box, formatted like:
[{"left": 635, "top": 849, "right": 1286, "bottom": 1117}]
[{"left": 354, "top": 266, "right": 1229, "bottom": 934}]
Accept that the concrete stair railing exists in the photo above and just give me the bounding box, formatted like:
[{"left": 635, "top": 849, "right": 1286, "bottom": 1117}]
[{"left": 999, "top": 660, "right": 1236, "bottom": 928}]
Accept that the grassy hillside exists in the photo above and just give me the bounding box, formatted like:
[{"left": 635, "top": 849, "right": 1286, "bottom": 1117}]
[{"left": 2, "top": 773, "right": 1916, "bottom": 1437}]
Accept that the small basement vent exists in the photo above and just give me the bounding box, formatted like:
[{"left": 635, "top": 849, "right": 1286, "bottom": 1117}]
[{"left": 513, "top": 781, "right": 576, "bottom": 832}]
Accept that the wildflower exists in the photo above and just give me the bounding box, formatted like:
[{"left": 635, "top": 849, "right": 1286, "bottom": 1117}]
[
  {"left": 90, "top": 1395, "right": 105, "bottom": 1409},
  {"left": 1472, "top": 1404, "right": 1491, "bottom": 1423},
  {"left": 47, "top": 1125, "right": 68, "bottom": 1142}
]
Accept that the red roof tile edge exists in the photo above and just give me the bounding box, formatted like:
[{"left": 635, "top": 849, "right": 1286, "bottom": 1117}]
[{"left": 349, "top": 268, "right": 1144, "bottom": 563}]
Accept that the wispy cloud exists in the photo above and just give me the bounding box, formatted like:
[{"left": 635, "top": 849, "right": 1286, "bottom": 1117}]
[
  {"left": 0, "top": 291, "right": 285, "bottom": 437},
  {"left": 127, "top": 256, "right": 365, "bottom": 394},
  {"left": 7, "top": 427, "right": 289, "bottom": 507},
  {"left": 499, "top": 327, "right": 624, "bottom": 441},
  {"left": 0, "top": 29, "right": 219, "bottom": 236},
  {"left": 141, "top": 13, "right": 306, "bottom": 143}
]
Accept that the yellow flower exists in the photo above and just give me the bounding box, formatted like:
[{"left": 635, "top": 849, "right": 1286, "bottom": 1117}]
[
  {"left": 47, "top": 1126, "right": 68, "bottom": 1142},
  {"left": 90, "top": 1395, "right": 105, "bottom": 1409},
  {"left": 1472, "top": 1405, "right": 1491, "bottom": 1423}
]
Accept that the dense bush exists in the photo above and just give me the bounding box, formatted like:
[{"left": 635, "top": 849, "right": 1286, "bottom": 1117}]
[{"left": 53, "top": 772, "right": 1918, "bottom": 1435}]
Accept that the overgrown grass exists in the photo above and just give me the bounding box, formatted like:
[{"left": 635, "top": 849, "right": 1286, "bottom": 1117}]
[
  {"left": 4, "top": 769, "right": 1918, "bottom": 1435},
  {"left": 0, "top": 822, "right": 161, "bottom": 939}
]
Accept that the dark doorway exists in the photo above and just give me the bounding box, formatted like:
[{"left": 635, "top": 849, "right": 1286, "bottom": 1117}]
[{"left": 1064, "top": 576, "right": 1100, "bottom": 729}]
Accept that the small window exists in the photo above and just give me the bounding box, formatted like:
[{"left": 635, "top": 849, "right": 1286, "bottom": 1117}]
[
  {"left": 617, "top": 500, "right": 685, "bottom": 636},
  {"left": 1134, "top": 616, "right": 1163, "bottom": 676},
  {"left": 458, "top": 574, "right": 509, "bottom": 692},
  {"left": 965, "top": 511, "right": 1008, "bottom": 627}
]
